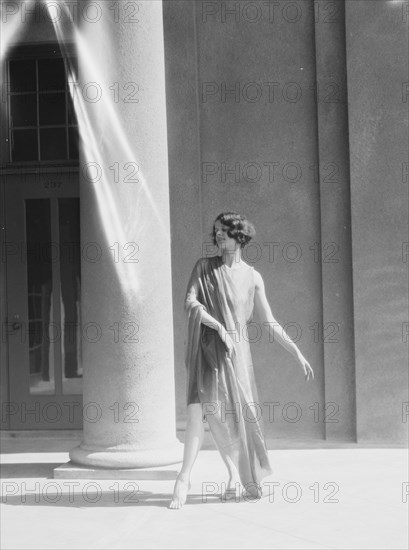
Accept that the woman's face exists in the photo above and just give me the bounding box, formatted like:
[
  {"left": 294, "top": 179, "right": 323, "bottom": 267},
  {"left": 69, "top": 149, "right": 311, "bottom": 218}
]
[{"left": 214, "top": 220, "right": 239, "bottom": 251}]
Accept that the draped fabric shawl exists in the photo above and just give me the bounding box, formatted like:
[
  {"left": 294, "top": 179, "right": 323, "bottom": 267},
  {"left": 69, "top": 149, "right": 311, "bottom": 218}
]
[{"left": 184, "top": 255, "right": 273, "bottom": 489}]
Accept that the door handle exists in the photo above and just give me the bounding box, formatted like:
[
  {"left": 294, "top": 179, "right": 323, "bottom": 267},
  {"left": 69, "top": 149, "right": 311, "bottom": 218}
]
[{"left": 11, "top": 315, "right": 21, "bottom": 331}]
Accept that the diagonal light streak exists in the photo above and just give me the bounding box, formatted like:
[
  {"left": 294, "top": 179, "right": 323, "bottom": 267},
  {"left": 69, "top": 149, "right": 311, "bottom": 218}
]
[{"left": 43, "top": 0, "right": 170, "bottom": 297}]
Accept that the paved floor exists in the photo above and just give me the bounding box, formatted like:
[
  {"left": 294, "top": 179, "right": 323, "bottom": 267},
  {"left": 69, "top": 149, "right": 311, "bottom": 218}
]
[{"left": 1, "top": 433, "right": 408, "bottom": 550}]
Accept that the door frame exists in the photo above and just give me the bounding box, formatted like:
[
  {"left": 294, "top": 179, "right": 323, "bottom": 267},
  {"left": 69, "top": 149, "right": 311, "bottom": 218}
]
[
  {"left": 1, "top": 167, "right": 83, "bottom": 430},
  {"left": 0, "top": 41, "right": 80, "bottom": 431}
]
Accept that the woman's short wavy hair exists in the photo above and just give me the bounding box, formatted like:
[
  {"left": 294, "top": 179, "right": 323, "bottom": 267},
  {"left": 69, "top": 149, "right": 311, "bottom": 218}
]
[{"left": 211, "top": 211, "right": 256, "bottom": 249}]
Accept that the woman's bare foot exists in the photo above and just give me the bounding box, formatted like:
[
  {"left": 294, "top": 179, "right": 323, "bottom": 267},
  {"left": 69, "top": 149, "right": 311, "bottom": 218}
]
[
  {"left": 169, "top": 473, "right": 191, "bottom": 509},
  {"left": 242, "top": 484, "right": 263, "bottom": 500}
]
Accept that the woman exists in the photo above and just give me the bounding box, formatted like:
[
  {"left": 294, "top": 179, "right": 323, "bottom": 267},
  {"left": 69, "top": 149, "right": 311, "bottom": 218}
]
[{"left": 169, "top": 212, "right": 314, "bottom": 509}]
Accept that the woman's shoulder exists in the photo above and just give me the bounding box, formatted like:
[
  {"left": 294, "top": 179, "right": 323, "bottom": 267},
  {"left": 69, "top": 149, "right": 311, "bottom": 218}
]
[
  {"left": 190, "top": 256, "right": 216, "bottom": 273},
  {"left": 252, "top": 268, "right": 264, "bottom": 288},
  {"left": 195, "top": 256, "right": 218, "bottom": 267}
]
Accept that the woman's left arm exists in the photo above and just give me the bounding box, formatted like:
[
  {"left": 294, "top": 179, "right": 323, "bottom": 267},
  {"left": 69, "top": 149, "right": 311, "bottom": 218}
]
[{"left": 253, "top": 270, "right": 314, "bottom": 381}]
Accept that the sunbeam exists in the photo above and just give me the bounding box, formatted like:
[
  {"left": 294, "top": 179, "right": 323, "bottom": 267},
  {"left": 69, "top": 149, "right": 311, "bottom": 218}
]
[{"left": 42, "top": 0, "right": 170, "bottom": 298}]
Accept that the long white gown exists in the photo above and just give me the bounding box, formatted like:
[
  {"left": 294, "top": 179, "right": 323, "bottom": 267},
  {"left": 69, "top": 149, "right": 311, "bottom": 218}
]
[{"left": 184, "top": 255, "right": 273, "bottom": 489}]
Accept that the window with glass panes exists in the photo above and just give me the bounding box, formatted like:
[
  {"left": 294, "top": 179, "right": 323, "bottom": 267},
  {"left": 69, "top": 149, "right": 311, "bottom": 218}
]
[{"left": 8, "top": 55, "right": 79, "bottom": 162}]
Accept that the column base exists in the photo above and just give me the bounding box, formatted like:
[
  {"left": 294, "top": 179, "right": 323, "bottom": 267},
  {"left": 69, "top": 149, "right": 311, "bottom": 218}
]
[
  {"left": 53, "top": 460, "right": 179, "bottom": 479},
  {"left": 69, "top": 440, "right": 184, "bottom": 469}
]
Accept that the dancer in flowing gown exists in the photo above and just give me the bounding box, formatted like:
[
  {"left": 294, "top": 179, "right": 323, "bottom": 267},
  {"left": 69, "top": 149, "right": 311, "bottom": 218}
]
[{"left": 169, "top": 212, "right": 314, "bottom": 509}]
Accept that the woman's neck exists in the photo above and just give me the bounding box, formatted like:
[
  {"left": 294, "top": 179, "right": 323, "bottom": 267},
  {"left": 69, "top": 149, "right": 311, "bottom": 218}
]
[{"left": 221, "top": 247, "right": 242, "bottom": 267}]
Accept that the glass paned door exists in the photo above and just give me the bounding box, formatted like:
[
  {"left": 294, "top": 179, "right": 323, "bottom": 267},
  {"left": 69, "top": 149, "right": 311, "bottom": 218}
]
[{"left": 5, "top": 173, "right": 83, "bottom": 429}]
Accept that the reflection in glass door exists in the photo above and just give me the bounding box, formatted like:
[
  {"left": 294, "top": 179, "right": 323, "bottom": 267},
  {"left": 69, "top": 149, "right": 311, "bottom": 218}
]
[
  {"left": 25, "top": 198, "right": 82, "bottom": 396},
  {"left": 5, "top": 175, "right": 83, "bottom": 429},
  {"left": 59, "top": 198, "right": 82, "bottom": 395},
  {"left": 26, "top": 198, "right": 54, "bottom": 394}
]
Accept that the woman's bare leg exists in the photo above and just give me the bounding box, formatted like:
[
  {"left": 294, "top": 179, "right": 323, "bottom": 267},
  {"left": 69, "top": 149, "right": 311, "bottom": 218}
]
[
  {"left": 217, "top": 450, "right": 242, "bottom": 499},
  {"left": 169, "top": 403, "right": 205, "bottom": 509}
]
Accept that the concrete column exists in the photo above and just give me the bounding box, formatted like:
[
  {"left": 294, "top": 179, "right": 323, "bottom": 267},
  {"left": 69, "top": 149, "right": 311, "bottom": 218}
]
[
  {"left": 69, "top": 0, "right": 183, "bottom": 467},
  {"left": 345, "top": 0, "right": 409, "bottom": 443},
  {"left": 313, "top": 0, "right": 356, "bottom": 440}
]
